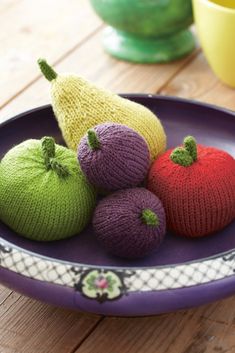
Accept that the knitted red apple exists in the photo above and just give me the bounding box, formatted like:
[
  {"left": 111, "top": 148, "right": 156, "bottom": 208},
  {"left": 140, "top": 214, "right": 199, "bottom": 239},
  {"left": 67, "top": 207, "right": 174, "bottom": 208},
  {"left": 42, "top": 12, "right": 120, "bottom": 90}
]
[{"left": 148, "top": 136, "right": 235, "bottom": 237}]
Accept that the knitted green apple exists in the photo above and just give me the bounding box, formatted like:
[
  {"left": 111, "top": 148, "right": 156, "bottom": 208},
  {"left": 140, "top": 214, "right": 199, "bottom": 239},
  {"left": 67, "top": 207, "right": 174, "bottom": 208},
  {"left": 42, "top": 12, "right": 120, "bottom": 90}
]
[{"left": 0, "top": 137, "right": 96, "bottom": 241}]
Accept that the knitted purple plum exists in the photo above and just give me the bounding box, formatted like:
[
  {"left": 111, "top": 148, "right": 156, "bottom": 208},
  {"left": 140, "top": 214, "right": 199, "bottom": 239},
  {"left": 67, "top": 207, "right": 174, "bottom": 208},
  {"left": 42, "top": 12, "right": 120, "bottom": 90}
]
[
  {"left": 78, "top": 123, "right": 150, "bottom": 191},
  {"left": 93, "top": 188, "right": 166, "bottom": 259}
]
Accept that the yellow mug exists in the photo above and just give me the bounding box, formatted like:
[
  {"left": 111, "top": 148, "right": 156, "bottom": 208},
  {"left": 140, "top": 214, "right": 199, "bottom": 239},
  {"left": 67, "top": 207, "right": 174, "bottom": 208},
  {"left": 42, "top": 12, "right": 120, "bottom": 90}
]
[{"left": 193, "top": 0, "right": 235, "bottom": 87}]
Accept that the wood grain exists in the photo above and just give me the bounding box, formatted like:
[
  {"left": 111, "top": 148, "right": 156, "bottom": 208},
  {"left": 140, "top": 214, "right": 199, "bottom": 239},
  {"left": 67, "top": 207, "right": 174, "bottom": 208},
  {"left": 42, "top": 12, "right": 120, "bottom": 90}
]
[
  {"left": 0, "top": 31, "right": 199, "bottom": 122},
  {"left": 0, "top": 293, "right": 102, "bottom": 353},
  {"left": 0, "top": 286, "right": 12, "bottom": 305},
  {"left": 0, "top": 0, "right": 102, "bottom": 109},
  {"left": 160, "top": 52, "right": 235, "bottom": 111},
  {"left": 72, "top": 300, "right": 235, "bottom": 353}
]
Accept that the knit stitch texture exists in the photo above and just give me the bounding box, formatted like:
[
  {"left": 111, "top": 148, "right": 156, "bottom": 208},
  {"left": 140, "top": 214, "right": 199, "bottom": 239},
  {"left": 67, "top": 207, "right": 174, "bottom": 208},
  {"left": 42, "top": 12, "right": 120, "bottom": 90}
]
[
  {"left": 93, "top": 188, "right": 166, "bottom": 258},
  {"left": 49, "top": 74, "right": 166, "bottom": 162},
  {"left": 148, "top": 145, "right": 235, "bottom": 237},
  {"left": 0, "top": 138, "right": 96, "bottom": 241},
  {"left": 78, "top": 123, "right": 150, "bottom": 191}
]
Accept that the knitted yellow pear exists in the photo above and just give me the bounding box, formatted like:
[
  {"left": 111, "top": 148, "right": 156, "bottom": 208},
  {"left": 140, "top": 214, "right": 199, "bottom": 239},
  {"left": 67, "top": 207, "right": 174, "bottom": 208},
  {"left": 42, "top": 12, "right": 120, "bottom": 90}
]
[{"left": 38, "top": 59, "right": 166, "bottom": 161}]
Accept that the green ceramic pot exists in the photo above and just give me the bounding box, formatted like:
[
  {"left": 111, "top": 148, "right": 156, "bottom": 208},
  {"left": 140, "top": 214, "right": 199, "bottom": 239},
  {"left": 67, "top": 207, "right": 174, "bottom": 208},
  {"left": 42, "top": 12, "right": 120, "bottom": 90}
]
[{"left": 90, "top": 0, "right": 195, "bottom": 63}]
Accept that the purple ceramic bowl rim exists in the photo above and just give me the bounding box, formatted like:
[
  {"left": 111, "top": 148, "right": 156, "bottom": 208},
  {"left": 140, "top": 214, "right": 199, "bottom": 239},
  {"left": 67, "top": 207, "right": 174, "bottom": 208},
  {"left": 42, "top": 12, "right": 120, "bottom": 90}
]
[{"left": 2, "top": 262, "right": 235, "bottom": 316}]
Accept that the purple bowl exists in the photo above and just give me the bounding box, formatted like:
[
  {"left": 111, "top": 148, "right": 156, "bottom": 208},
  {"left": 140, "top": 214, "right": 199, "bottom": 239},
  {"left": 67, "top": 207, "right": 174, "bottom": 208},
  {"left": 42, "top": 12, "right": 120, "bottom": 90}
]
[{"left": 0, "top": 94, "right": 235, "bottom": 316}]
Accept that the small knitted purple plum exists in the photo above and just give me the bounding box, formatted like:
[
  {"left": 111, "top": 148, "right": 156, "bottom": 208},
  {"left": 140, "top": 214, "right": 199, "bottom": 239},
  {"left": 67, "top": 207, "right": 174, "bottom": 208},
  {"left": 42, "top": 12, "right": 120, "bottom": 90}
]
[
  {"left": 93, "top": 188, "right": 166, "bottom": 259},
  {"left": 78, "top": 123, "right": 150, "bottom": 191}
]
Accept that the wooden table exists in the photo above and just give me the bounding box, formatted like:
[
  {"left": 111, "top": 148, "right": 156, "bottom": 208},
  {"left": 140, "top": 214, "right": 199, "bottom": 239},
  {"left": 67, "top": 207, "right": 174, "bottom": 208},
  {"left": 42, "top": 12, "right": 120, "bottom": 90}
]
[{"left": 1, "top": 1, "right": 235, "bottom": 352}]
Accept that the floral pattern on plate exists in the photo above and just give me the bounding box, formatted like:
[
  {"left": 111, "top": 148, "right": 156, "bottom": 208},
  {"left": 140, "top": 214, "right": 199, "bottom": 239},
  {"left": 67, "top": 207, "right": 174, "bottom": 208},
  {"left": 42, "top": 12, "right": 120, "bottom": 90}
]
[{"left": 73, "top": 268, "right": 130, "bottom": 302}]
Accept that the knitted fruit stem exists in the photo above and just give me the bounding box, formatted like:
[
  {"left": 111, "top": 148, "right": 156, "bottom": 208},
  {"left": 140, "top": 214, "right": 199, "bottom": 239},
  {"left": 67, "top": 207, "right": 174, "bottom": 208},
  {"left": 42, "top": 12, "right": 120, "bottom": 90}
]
[
  {"left": 184, "top": 136, "right": 197, "bottom": 161},
  {"left": 87, "top": 129, "right": 100, "bottom": 150},
  {"left": 41, "top": 137, "right": 70, "bottom": 178},
  {"left": 37, "top": 58, "right": 57, "bottom": 81},
  {"left": 170, "top": 135, "right": 197, "bottom": 167},
  {"left": 141, "top": 209, "right": 159, "bottom": 227},
  {"left": 41, "top": 136, "right": 55, "bottom": 161}
]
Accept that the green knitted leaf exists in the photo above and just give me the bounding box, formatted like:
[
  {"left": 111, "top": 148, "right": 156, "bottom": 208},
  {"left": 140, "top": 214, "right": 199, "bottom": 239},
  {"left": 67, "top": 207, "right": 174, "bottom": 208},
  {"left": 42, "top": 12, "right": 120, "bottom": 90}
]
[
  {"left": 141, "top": 209, "right": 159, "bottom": 227},
  {"left": 170, "top": 147, "right": 194, "bottom": 167},
  {"left": 170, "top": 135, "right": 197, "bottom": 167},
  {"left": 50, "top": 159, "right": 70, "bottom": 178}
]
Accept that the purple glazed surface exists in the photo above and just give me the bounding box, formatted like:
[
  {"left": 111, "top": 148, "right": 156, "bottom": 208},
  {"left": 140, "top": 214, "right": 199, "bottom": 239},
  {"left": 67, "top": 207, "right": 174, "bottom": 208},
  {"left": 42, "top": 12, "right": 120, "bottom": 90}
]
[
  {"left": 2, "top": 265, "right": 235, "bottom": 317},
  {"left": 78, "top": 123, "right": 150, "bottom": 191},
  {"left": 0, "top": 94, "right": 235, "bottom": 316}
]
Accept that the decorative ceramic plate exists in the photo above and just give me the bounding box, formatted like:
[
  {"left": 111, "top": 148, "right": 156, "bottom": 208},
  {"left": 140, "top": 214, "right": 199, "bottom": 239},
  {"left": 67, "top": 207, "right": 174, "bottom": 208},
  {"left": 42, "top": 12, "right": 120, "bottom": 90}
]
[{"left": 0, "top": 95, "right": 234, "bottom": 316}]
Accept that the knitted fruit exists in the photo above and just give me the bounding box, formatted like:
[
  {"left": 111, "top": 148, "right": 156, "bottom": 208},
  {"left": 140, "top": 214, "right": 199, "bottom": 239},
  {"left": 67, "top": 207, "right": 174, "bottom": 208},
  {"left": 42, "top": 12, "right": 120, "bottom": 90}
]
[
  {"left": 37, "top": 59, "right": 166, "bottom": 162},
  {"left": 93, "top": 188, "right": 166, "bottom": 258},
  {"left": 148, "top": 136, "right": 235, "bottom": 237},
  {"left": 78, "top": 123, "right": 150, "bottom": 191},
  {"left": 0, "top": 137, "right": 96, "bottom": 241}
]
